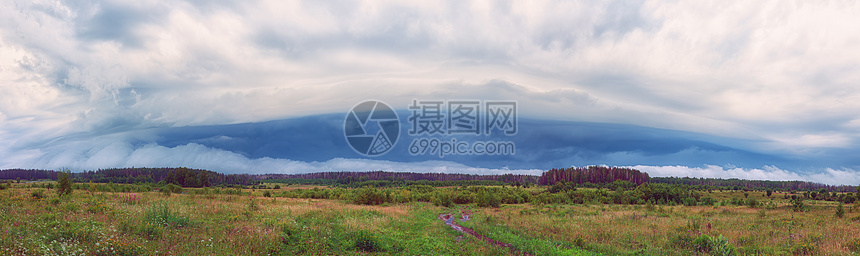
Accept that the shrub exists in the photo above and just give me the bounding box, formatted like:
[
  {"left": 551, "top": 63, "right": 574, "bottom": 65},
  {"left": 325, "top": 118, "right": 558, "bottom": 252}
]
[
  {"left": 692, "top": 234, "right": 711, "bottom": 252},
  {"left": 166, "top": 184, "right": 182, "bottom": 193},
  {"left": 355, "top": 186, "right": 388, "bottom": 205},
  {"left": 476, "top": 191, "right": 501, "bottom": 208},
  {"left": 792, "top": 198, "right": 808, "bottom": 212},
  {"left": 57, "top": 169, "right": 73, "bottom": 196},
  {"left": 673, "top": 234, "right": 736, "bottom": 255},
  {"left": 683, "top": 197, "right": 697, "bottom": 206},
  {"left": 433, "top": 191, "right": 454, "bottom": 207},
  {"left": 273, "top": 184, "right": 281, "bottom": 189},
  {"left": 248, "top": 198, "right": 259, "bottom": 211},
  {"left": 746, "top": 198, "right": 758, "bottom": 208},
  {"left": 699, "top": 197, "right": 717, "bottom": 206},
  {"left": 144, "top": 202, "right": 190, "bottom": 228},
  {"left": 354, "top": 230, "right": 382, "bottom": 252},
  {"left": 31, "top": 189, "right": 46, "bottom": 200},
  {"left": 836, "top": 203, "right": 845, "bottom": 218},
  {"left": 572, "top": 237, "right": 586, "bottom": 248},
  {"left": 709, "top": 235, "right": 737, "bottom": 256},
  {"left": 263, "top": 191, "right": 272, "bottom": 197}
]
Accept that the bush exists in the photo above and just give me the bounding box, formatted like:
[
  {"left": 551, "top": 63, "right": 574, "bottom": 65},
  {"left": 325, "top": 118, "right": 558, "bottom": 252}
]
[
  {"left": 353, "top": 230, "right": 382, "bottom": 252},
  {"left": 792, "top": 198, "right": 808, "bottom": 212},
  {"left": 671, "top": 233, "right": 735, "bottom": 255},
  {"left": 263, "top": 191, "right": 272, "bottom": 197},
  {"left": 699, "top": 197, "right": 717, "bottom": 206},
  {"left": 57, "top": 169, "right": 73, "bottom": 196},
  {"left": 709, "top": 235, "right": 736, "bottom": 256},
  {"left": 836, "top": 203, "right": 845, "bottom": 218},
  {"left": 476, "top": 191, "right": 501, "bottom": 208},
  {"left": 355, "top": 186, "right": 388, "bottom": 205},
  {"left": 167, "top": 184, "right": 182, "bottom": 193},
  {"left": 433, "top": 191, "right": 454, "bottom": 207},
  {"left": 144, "top": 202, "right": 190, "bottom": 228},
  {"left": 31, "top": 189, "right": 46, "bottom": 200},
  {"left": 683, "top": 197, "right": 697, "bottom": 206},
  {"left": 247, "top": 198, "right": 259, "bottom": 211},
  {"left": 746, "top": 198, "right": 758, "bottom": 208}
]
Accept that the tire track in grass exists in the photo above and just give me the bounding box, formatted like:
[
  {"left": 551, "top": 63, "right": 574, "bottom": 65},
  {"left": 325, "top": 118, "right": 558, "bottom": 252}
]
[{"left": 439, "top": 210, "right": 534, "bottom": 256}]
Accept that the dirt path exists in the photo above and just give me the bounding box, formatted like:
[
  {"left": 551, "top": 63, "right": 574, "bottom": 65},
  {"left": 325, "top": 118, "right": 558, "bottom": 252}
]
[{"left": 439, "top": 210, "right": 534, "bottom": 256}]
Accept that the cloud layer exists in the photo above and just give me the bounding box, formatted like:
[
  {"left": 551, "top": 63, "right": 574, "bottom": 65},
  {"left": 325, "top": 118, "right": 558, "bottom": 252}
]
[{"left": 2, "top": 1, "right": 860, "bottom": 184}]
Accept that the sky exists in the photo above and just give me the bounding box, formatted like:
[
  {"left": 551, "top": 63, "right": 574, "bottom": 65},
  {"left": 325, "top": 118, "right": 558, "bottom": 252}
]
[{"left": 2, "top": 0, "right": 860, "bottom": 185}]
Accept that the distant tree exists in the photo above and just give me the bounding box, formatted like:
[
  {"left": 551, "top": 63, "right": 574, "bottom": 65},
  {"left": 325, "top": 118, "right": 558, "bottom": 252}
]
[
  {"left": 57, "top": 168, "right": 73, "bottom": 197},
  {"left": 744, "top": 192, "right": 749, "bottom": 198},
  {"left": 165, "top": 171, "right": 176, "bottom": 185},
  {"left": 836, "top": 203, "right": 845, "bottom": 218},
  {"left": 199, "top": 171, "right": 211, "bottom": 187},
  {"left": 792, "top": 197, "right": 807, "bottom": 212},
  {"left": 766, "top": 189, "right": 773, "bottom": 197}
]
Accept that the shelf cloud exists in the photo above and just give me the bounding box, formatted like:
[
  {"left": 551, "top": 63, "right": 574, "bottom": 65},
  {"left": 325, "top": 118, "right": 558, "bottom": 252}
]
[{"left": 2, "top": 0, "right": 859, "bottom": 184}]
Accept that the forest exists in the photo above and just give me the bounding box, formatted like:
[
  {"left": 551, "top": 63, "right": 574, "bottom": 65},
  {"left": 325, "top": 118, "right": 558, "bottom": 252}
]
[{"left": 0, "top": 166, "right": 855, "bottom": 193}]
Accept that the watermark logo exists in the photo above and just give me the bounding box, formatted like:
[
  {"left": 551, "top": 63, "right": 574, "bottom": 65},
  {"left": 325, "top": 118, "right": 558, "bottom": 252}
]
[
  {"left": 407, "top": 100, "right": 517, "bottom": 136},
  {"left": 407, "top": 99, "right": 517, "bottom": 157},
  {"left": 344, "top": 100, "right": 400, "bottom": 156},
  {"left": 344, "top": 99, "right": 517, "bottom": 158}
]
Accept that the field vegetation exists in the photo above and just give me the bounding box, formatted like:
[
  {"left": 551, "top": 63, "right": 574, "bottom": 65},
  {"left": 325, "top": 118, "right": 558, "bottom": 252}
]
[{"left": 2, "top": 175, "right": 860, "bottom": 255}]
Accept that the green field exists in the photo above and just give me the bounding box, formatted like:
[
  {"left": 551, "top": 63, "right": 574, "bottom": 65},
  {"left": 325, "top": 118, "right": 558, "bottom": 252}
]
[{"left": 1, "top": 182, "right": 859, "bottom": 255}]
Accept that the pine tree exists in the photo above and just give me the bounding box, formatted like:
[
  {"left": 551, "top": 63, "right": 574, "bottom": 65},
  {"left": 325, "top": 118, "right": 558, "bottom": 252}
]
[
  {"left": 199, "top": 171, "right": 211, "bottom": 187},
  {"left": 57, "top": 168, "right": 73, "bottom": 197},
  {"left": 836, "top": 202, "right": 845, "bottom": 218}
]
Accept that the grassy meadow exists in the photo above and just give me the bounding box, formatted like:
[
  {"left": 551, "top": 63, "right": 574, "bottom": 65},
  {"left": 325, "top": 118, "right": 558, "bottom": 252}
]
[{"left": 1, "top": 182, "right": 860, "bottom": 255}]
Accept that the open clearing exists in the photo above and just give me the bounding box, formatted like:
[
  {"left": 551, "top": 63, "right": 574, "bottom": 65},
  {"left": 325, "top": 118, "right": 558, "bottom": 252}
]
[{"left": 2, "top": 183, "right": 859, "bottom": 255}]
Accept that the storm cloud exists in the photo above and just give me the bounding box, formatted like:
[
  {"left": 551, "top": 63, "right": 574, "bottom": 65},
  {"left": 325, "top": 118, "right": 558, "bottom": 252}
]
[{"left": 2, "top": 0, "right": 860, "bottom": 184}]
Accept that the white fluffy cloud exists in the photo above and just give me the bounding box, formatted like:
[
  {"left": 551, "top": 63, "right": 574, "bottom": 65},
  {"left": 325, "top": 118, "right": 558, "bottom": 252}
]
[
  {"left": 2, "top": 0, "right": 860, "bottom": 181},
  {"left": 634, "top": 165, "right": 860, "bottom": 186},
  {"left": 9, "top": 138, "right": 543, "bottom": 176}
]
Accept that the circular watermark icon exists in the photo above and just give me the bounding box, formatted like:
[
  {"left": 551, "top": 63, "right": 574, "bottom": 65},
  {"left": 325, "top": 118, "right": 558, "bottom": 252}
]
[{"left": 344, "top": 100, "right": 400, "bottom": 156}]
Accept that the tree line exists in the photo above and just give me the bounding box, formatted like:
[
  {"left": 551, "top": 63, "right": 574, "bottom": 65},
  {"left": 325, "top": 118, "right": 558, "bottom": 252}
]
[
  {"left": 538, "top": 166, "right": 650, "bottom": 186},
  {"left": 652, "top": 177, "right": 856, "bottom": 192},
  {"left": 0, "top": 168, "right": 253, "bottom": 187},
  {"left": 2, "top": 167, "right": 856, "bottom": 192},
  {"left": 257, "top": 171, "right": 539, "bottom": 184}
]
